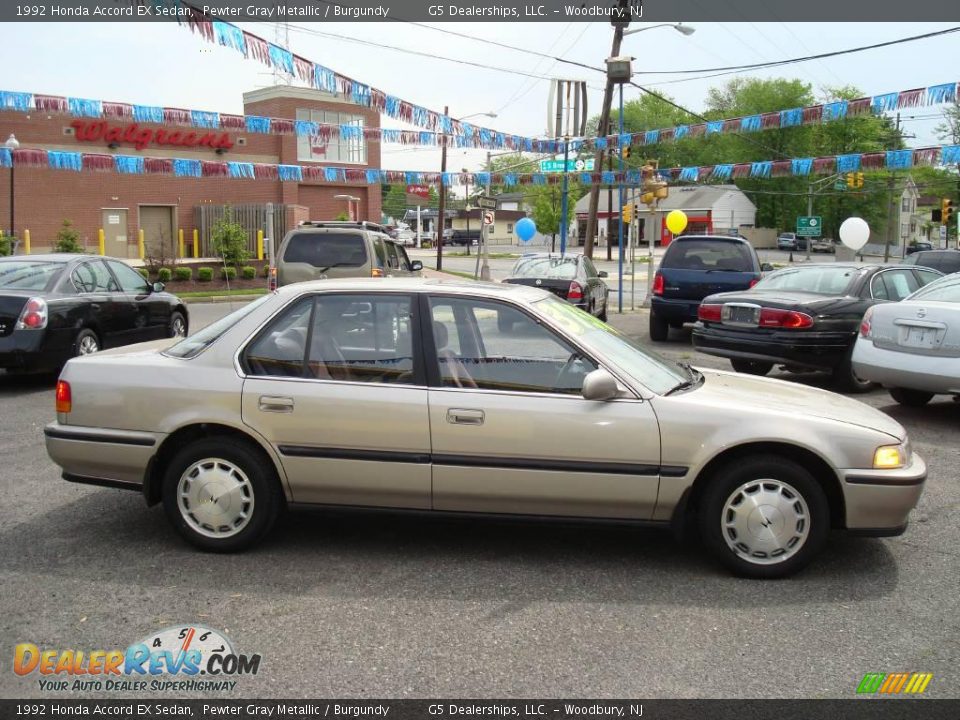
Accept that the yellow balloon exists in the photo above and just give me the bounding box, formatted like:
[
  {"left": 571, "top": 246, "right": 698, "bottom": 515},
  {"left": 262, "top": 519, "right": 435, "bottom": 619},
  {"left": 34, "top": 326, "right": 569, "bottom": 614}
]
[{"left": 665, "top": 210, "right": 688, "bottom": 235}]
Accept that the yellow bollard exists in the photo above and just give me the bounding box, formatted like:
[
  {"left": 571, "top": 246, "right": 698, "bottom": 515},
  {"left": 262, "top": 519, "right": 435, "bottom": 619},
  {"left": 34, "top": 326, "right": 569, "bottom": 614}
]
[
  {"left": 257, "top": 229, "right": 264, "bottom": 261},
  {"left": 24, "top": 229, "right": 31, "bottom": 255},
  {"left": 138, "top": 229, "right": 145, "bottom": 259},
  {"left": 192, "top": 229, "right": 199, "bottom": 258},
  {"left": 98, "top": 228, "right": 105, "bottom": 256},
  {"left": 178, "top": 228, "right": 184, "bottom": 258}
]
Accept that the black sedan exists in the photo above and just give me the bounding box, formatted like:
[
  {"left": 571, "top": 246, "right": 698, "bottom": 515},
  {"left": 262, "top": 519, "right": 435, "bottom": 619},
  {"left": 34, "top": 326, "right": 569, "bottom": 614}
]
[
  {"left": 0, "top": 254, "right": 188, "bottom": 374},
  {"left": 692, "top": 263, "right": 942, "bottom": 391},
  {"left": 501, "top": 253, "right": 609, "bottom": 323}
]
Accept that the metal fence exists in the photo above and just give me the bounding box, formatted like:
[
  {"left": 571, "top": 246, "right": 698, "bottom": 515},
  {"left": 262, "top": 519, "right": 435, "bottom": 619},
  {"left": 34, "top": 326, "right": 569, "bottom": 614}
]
[{"left": 194, "top": 204, "right": 286, "bottom": 256}]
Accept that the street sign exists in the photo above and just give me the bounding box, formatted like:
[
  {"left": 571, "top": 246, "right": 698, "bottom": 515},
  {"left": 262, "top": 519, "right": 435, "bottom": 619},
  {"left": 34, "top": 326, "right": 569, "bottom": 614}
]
[
  {"left": 476, "top": 196, "right": 497, "bottom": 210},
  {"left": 539, "top": 158, "right": 595, "bottom": 173},
  {"left": 834, "top": 182, "right": 847, "bottom": 191},
  {"left": 797, "top": 216, "right": 823, "bottom": 237},
  {"left": 482, "top": 211, "right": 495, "bottom": 226},
  {"left": 940, "top": 225, "right": 948, "bottom": 241}
]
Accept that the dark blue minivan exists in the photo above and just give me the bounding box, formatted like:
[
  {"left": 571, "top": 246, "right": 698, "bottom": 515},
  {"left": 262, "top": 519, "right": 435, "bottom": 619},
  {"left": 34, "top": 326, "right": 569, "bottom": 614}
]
[{"left": 649, "top": 235, "right": 771, "bottom": 341}]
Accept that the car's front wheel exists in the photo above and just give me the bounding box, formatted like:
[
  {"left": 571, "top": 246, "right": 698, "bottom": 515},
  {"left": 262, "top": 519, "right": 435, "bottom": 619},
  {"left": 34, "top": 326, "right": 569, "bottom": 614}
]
[
  {"left": 698, "top": 455, "right": 829, "bottom": 578},
  {"left": 889, "top": 388, "right": 934, "bottom": 407},
  {"left": 168, "top": 311, "right": 187, "bottom": 338},
  {"left": 730, "top": 359, "right": 773, "bottom": 376},
  {"left": 162, "top": 437, "right": 283, "bottom": 552}
]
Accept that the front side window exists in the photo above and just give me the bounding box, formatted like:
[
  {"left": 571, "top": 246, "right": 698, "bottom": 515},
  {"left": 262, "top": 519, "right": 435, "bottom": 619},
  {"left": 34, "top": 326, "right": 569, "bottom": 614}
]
[
  {"left": 429, "top": 297, "right": 597, "bottom": 394},
  {"left": 384, "top": 242, "right": 401, "bottom": 270},
  {"left": 106, "top": 260, "right": 149, "bottom": 294}
]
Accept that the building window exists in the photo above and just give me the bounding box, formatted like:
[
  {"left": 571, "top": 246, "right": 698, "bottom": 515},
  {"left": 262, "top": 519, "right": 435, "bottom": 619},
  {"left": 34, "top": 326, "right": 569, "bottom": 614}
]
[
  {"left": 296, "top": 109, "right": 366, "bottom": 164},
  {"left": 901, "top": 197, "right": 911, "bottom": 212},
  {"left": 507, "top": 223, "right": 514, "bottom": 234}
]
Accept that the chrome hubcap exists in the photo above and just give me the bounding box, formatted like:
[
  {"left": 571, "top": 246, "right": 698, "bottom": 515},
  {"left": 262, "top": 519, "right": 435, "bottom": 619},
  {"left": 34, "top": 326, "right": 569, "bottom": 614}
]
[
  {"left": 177, "top": 458, "right": 254, "bottom": 538},
  {"left": 78, "top": 335, "right": 99, "bottom": 355},
  {"left": 172, "top": 317, "right": 186, "bottom": 337},
  {"left": 721, "top": 479, "right": 810, "bottom": 565}
]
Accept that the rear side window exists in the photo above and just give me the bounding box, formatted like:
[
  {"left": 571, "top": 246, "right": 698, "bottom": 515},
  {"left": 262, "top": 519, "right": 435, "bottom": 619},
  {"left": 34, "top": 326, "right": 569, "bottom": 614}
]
[
  {"left": 756, "top": 266, "right": 858, "bottom": 295},
  {"left": 662, "top": 239, "right": 755, "bottom": 272},
  {"left": 282, "top": 232, "right": 367, "bottom": 268},
  {"left": 0, "top": 261, "right": 65, "bottom": 291}
]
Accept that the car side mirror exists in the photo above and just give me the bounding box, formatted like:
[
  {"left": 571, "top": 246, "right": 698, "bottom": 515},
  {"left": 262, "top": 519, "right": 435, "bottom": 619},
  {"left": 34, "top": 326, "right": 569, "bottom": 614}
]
[
  {"left": 151, "top": 282, "right": 165, "bottom": 293},
  {"left": 597, "top": 270, "right": 609, "bottom": 278},
  {"left": 410, "top": 260, "right": 423, "bottom": 271},
  {"left": 582, "top": 368, "right": 619, "bottom": 401},
  {"left": 760, "top": 263, "right": 774, "bottom": 272}
]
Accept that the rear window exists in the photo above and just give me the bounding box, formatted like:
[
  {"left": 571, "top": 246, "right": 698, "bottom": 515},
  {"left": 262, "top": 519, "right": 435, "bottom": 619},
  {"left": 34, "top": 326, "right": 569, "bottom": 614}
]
[
  {"left": 754, "top": 266, "right": 859, "bottom": 295},
  {"left": 662, "top": 239, "right": 755, "bottom": 272},
  {"left": 909, "top": 273, "right": 960, "bottom": 302},
  {"left": 282, "top": 232, "right": 366, "bottom": 268},
  {"left": 0, "top": 261, "right": 65, "bottom": 291},
  {"left": 511, "top": 256, "right": 578, "bottom": 280},
  {"left": 164, "top": 295, "right": 272, "bottom": 359}
]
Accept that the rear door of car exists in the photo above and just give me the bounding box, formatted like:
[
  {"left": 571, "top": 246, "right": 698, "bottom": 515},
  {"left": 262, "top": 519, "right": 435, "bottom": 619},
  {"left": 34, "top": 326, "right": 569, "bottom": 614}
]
[
  {"left": 278, "top": 231, "right": 371, "bottom": 284},
  {"left": 659, "top": 238, "right": 759, "bottom": 303}
]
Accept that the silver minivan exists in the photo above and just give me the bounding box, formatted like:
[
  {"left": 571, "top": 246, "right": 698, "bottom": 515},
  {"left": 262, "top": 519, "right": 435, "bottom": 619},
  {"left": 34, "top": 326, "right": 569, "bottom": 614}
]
[{"left": 276, "top": 221, "right": 423, "bottom": 287}]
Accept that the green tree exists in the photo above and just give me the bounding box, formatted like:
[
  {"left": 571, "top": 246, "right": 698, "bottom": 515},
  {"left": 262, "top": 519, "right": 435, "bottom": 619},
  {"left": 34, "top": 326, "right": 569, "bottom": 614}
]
[
  {"left": 530, "top": 184, "right": 577, "bottom": 251},
  {"left": 210, "top": 207, "right": 250, "bottom": 266},
  {"left": 53, "top": 220, "right": 83, "bottom": 253},
  {"left": 382, "top": 184, "right": 409, "bottom": 221}
]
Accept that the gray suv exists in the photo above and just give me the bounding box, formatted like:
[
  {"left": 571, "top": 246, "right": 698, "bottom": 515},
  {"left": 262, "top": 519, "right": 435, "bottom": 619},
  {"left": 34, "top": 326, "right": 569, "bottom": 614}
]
[{"left": 276, "top": 221, "right": 422, "bottom": 287}]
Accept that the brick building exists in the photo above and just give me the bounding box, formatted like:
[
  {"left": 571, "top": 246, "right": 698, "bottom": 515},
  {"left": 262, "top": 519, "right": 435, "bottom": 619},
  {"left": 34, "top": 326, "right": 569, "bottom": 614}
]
[{"left": 0, "top": 85, "right": 382, "bottom": 257}]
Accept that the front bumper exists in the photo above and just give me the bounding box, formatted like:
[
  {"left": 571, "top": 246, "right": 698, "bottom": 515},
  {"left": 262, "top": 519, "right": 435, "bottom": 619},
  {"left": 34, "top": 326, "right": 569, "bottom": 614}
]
[
  {"left": 852, "top": 339, "right": 960, "bottom": 394},
  {"left": 693, "top": 324, "right": 852, "bottom": 371},
  {"left": 44, "top": 423, "right": 162, "bottom": 490},
  {"left": 841, "top": 452, "right": 927, "bottom": 534}
]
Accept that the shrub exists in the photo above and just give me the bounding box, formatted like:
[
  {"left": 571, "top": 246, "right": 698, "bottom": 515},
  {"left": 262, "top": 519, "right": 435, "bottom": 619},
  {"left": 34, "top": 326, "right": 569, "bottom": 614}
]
[
  {"left": 210, "top": 207, "right": 250, "bottom": 266},
  {"left": 334, "top": 211, "right": 350, "bottom": 221},
  {"left": 240, "top": 265, "right": 257, "bottom": 280},
  {"left": 197, "top": 267, "right": 214, "bottom": 282},
  {"left": 157, "top": 268, "right": 172, "bottom": 282},
  {"left": 173, "top": 267, "right": 193, "bottom": 282},
  {"left": 262, "top": 264, "right": 272, "bottom": 278},
  {"left": 220, "top": 266, "right": 238, "bottom": 281},
  {"left": 137, "top": 268, "right": 149, "bottom": 280},
  {"left": 54, "top": 220, "right": 83, "bottom": 253},
  {"left": 0, "top": 235, "right": 11, "bottom": 257}
]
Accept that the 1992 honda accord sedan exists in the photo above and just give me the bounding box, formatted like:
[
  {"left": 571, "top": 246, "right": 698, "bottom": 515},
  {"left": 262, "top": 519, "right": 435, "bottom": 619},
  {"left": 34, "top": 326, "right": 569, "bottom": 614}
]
[{"left": 44, "top": 279, "right": 926, "bottom": 578}]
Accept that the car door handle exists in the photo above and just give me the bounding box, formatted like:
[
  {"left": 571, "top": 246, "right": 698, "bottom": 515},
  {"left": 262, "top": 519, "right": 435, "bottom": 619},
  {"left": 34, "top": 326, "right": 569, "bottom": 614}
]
[
  {"left": 447, "top": 408, "right": 484, "bottom": 425},
  {"left": 259, "top": 396, "right": 294, "bottom": 413}
]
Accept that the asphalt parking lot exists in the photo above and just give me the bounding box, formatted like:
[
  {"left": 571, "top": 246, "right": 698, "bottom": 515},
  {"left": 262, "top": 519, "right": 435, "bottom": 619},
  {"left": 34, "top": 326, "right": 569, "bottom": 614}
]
[{"left": 1, "top": 301, "right": 957, "bottom": 699}]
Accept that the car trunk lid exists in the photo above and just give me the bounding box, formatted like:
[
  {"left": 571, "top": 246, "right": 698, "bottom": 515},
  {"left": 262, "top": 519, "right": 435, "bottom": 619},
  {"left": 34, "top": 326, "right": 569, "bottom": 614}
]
[
  {"left": 502, "top": 277, "right": 574, "bottom": 300},
  {"left": 0, "top": 293, "right": 32, "bottom": 337},
  {"left": 868, "top": 300, "right": 960, "bottom": 358}
]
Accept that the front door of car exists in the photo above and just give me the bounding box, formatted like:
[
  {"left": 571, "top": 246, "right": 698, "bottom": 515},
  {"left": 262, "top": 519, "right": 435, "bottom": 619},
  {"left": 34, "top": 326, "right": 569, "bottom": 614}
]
[
  {"left": 69, "top": 260, "right": 124, "bottom": 347},
  {"left": 105, "top": 260, "right": 168, "bottom": 342},
  {"left": 240, "top": 292, "right": 432, "bottom": 509},
  {"left": 424, "top": 295, "right": 661, "bottom": 519}
]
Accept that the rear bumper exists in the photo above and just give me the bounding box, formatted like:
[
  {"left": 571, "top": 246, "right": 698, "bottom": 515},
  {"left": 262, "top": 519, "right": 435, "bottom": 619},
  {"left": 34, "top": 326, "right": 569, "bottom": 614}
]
[
  {"left": 44, "top": 423, "right": 161, "bottom": 489},
  {"left": 692, "top": 324, "right": 852, "bottom": 370},
  {"left": 841, "top": 453, "right": 927, "bottom": 533},
  {"left": 0, "top": 330, "right": 64, "bottom": 371},
  {"left": 650, "top": 297, "right": 700, "bottom": 323},
  {"left": 852, "top": 339, "right": 960, "bottom": 394}
]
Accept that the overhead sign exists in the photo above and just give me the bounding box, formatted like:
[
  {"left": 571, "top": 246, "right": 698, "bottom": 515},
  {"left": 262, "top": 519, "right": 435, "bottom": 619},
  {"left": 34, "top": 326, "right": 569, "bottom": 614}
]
[
  {"left": 71, "top": 120, "right": 233, "bottom": 152},
  {"left": 482, "top": 211, "right": 495, "bottom": 226},
  {"left": 406, "top": 184, "right": 431, "bottom": 199},
  {"left": 539, "top": 158, "right": 595, "bottom": 173},
  {"left": 476, "top": 196, "right": 497, "bottom": 210},
  {"left": 797, "top": 216, "right": 823, "bottom": 237}
]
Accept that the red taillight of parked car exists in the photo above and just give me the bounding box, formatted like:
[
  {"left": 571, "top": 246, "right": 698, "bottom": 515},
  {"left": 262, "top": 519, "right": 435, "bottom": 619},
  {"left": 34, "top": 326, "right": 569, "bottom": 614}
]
[
  {"left": 652, "top": 272, "right": 664, "bottom": 296},
  {"left": 567, "top": 281, "right": 584, "bottom": 301},
  {"left": 860, "top": 307, "right": 873, "bottom": 338},
  {"left": 749, "top": 278, "right": 760, "bottom": 288},
  {"left": 16, "top": 297, "right": 48, "bottom": 330},
  {"left": 698, "top": 304, "right": 723, "bottom": 322},
  {"left": 758, "top": 308, "right": 814, "bottom": 329},
  {"left": 55, "top": 380, "right": 71, "bottom": 414}
]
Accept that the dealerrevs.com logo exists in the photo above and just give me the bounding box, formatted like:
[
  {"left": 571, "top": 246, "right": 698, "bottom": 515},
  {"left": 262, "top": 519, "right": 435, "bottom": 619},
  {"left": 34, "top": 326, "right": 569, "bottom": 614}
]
[{"left": 14, "top": 624, "right": 260, "bottom": 693}]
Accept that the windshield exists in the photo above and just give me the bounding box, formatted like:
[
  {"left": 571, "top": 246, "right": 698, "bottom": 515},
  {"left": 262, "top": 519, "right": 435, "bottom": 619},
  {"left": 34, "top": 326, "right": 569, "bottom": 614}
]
[
  {"left": 754, "top": 265, "right": 859, "bottom": 295},
  {"left": 0, "top": 261, "right": 65, "bottom": 291},
  {"left": 535, "top": 295, "right": 686, "bottom": 394},
  {"left": 511, "top": 256, "right": 578, "bottom": 280},
  {"left": 164, "top": 295, "right": 272, "bottom": 359},
  {"left": 282, "top": 232, "right": 366, "bottom": 268},
  {"left": 907, "top": 273, "right": 960, "bottom": 302}
]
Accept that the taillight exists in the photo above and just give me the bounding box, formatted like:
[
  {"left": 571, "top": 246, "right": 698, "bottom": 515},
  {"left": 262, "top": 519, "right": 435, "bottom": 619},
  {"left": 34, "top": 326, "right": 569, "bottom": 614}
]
[
  {"left": 16, "top": 297, "right": 48, "bottom": 330},
  {"left": 758, "top": 308, "right": 813, "bottom": 329},
  {"left": 56, "top": 380, "right": 71, "bottom": 414},
  {"left": 698, "top": 304, "right": 722, "bottom": 322},
  {"left": 860, "top": 307, "right": 873, "bottom": 338},
  {"left": 371, "top": 267, "right": 384, "bottom": 277},
  {"left": 652, "top": 272, "right": 664, "bottom": 296},
  {"left": 749, "top": 278, "right": 759, "bottom": 288},
  {"left": 567, "top": 281, "right": 583, "bottom": 301}
]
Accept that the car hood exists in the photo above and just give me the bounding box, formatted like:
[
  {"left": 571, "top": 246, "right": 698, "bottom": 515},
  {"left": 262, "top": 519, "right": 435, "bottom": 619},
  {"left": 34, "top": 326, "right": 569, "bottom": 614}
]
[{"left": 689, "top": 368, "right": 905, "bottom": 440}]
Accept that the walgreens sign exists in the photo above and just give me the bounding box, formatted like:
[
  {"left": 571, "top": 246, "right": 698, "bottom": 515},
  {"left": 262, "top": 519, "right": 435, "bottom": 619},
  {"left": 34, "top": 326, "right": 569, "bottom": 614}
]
[{"left": 71, "top": 121, "right": 234, "bottom": 151}]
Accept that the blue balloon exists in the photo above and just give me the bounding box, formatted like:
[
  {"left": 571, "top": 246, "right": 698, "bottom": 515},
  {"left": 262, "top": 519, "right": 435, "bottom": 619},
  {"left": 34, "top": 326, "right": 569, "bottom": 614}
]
[{"left": 515, "top": 217, "right": 537, "bottom": 243}]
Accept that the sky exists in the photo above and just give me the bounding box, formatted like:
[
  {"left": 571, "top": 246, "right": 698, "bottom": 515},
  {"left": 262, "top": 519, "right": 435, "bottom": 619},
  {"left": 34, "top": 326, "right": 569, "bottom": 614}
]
[{"left": 2, "top": 20, "right": 958, "bottom": 173}]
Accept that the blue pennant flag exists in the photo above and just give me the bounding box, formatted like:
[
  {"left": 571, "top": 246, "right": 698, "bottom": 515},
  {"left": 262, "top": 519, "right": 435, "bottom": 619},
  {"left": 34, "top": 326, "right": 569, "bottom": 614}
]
[
  {"left": 190, "top": 111, "right": 219, "bottom": 129},
  {"left": 365, "top": 170, "right": 381, "bottom": 184},
  {"left": 385, "top": 95, "right": 401, "bottom": 117},
  {"left": 315, "top": 65, "right": 337, "bottom": 94},
  {"left": 68, "top": 98, "right": 103, "bottom": 118},
  {"left": 712, "top": 164, "right": 733, "bottom": 180},
  {"left": 645, "top": 130, "right": 659, "bottom": 145},
  {"left": 750, "top": 161, "right": 772, "bottom": 178},
  {"left": 674, "top": 126, "right": 689, "bottom": 140},
  {"left": 268, "top": 45, "right": 294, "bottom": 74},
  {"left": 625, "top": 170, "right": 642, "bottom": 184},
  {"left": 679, "top": 167, "right": 699, "bottom": 182},
  {"left": 419, "top": 132, "right": 433, "bottom": 146},
  {"left": 596, "top": 137, "right": 608, "bottom": 150},
  {"left": 741, "top": 115, "right": 761, "bottom": 132},
  {"left": 294, "top": 121, "right": 319, "bottom": 137},
  {"left": 278, "top": 165, "right": 303, "bottom": 182},
  {"left": 822, "top": 100, "right": 848, "bottom": 122},
  {"left": 886, "top": 150, "right": 913, "bottom": 169},
  {"left": 441, "top": 172, "right": 456, "bottom": 185},
  {"left": 837, "top": 154, "right": 861, "bottom": 172},
  {"left": 503, "top": 173, "right": 518, "bottom": 187},
  {"left": 382, "top": 129, "right": 401, "bottom": 143},
  {"left": 942, "top": 145, "right": 960, "bottom": 164},
  {"left": 351, "top": 83, "right": 371, "bottom": 107},
  {"left": 532, "top": 174, "right": 547, "bottom": 185},
  {"left": 324, "top": 167, "right": 340, "bottom": 182},
  {"left": 245, "top": 116, "right": 271, "bottom": 134},
  {"left": 706, "top": 121, "right": 724, "bottom": 135},
  {"left": 340, "top": 125, "right": 362, "bottom": 141},
  {"left": 580, "top": 173, "right": 592, "bottom": 184},
  {"left": 780, "top": 108, "right": 803, "bottom": 128},
  {"left": 0, "top": 148, "right": 11, "bottom": 168},
  {"left": 926, "top": 83, "right": 956, "bottom": 105},
  {"left": 412, "top": 107, "right": 429, "bottom": 127},
  {"left": 871, "top": 92, "right": 898, "bottom": 113},
  {"left": 114, "top": 156, "right": 145, "bottom": 175},
  {"left": 792, "top": 158, "right": 813, "bottom": 176},
  {"left": 47, "top": 151, "right": 83, "bottom": 171},
  {"left": 227, "top": 162, "right": 255, "bottom": 179},
  {"left": 133, "top": 105, "right": 164, "bottom": 123},
  {"left": 601, "top": 171, "right": 615, "bottom": 185},
  {"left": 474, "top": 172, "right": 491, "bottom": 186},
  {"left": 172, "top": 158, "right": 201, "bottom": 177},
  {"left": 213, "top": 21, "right": 245, "bottom": 53},
  {"left": 0, "top": 91, "right": 32, "bottom": 112}
]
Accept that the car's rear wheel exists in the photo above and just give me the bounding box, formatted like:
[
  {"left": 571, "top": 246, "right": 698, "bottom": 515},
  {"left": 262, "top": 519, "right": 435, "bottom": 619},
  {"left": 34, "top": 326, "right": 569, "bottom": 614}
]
[
  {"left": 162, "top": 437, "right": 283, "bottom": 552},
  {"left": 698, "top": 455, "right": 829, "bottom": 579},
  {"left": 74, "top": 329, "right": 100, "bottom": 357},
  {"left": 730, "top": 359, "right": 773, "bottom": 376},
  {"left": 168, "top": 311, "right": 187, "bottom": 338},
  {"left": 649, "top": 312, "right": 669, "bottom": 341},
  {"left": 889, "top": 388, "right": 934, "bottom": 407}
]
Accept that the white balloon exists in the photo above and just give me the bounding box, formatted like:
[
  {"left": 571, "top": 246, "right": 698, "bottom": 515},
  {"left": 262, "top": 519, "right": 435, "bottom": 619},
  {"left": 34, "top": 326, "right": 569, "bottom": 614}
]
[{"left": 839, "top": 217, "right": 870, "bottom": 251}]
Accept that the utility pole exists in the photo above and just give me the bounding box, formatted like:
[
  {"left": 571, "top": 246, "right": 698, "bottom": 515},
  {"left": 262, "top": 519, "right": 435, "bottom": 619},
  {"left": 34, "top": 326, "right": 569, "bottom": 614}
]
[
  {"left": 582, "top": 24, "right": 625, "bottom": 260},
  {"left": 606, "top": 117, "right": 614, "bottom": 261},
  {"left": 805, "top": 184, "right": 813, "bottom": 262},
  {"left": 436, "top": 105, "right": 448, "bottom": 272},
  {"left": 884, "top": 113, "right": 902, "bottom": 263}
]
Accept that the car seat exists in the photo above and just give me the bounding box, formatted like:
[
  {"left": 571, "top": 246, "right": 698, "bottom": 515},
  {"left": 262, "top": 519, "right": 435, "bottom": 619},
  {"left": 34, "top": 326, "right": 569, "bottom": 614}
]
[{"left": 433, "top": 321, "right": 477, "bottom": 389}]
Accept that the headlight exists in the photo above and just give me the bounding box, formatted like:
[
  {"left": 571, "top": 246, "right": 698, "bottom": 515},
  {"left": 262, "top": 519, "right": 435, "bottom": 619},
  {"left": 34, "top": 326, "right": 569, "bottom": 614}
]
[{"left": 873, "top": 443, "right": 909, "bottom": 469}]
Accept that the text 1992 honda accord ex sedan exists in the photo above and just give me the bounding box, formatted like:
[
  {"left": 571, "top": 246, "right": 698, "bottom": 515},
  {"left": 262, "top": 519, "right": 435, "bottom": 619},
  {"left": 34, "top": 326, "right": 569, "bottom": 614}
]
[{"left": 44, "top": 279, "right": 926, "bottom": 578}]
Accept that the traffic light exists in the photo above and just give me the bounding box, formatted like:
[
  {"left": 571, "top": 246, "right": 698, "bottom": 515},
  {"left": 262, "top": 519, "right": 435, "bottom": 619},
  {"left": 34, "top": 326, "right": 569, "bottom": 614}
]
[
  {"left": 622, "top": 202, "right": 633, "bottom": 224},
  {"left": 856, "top": 172, "right": 864, "bottom": 188},
  {"left": 846, "top": 172, "right": 855, "bottom": 188},
  {"left": 942, "top": 198, "right": 955, "bottom": 226}
]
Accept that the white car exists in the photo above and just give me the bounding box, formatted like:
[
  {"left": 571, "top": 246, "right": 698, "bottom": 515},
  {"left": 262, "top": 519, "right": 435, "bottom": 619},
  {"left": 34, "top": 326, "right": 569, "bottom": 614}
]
[
  {"left": 394, "top": 229, "right": 417, "bottom": 247},
  {"left": 853, "top": 272, "right": 960, "bottom": 406}
]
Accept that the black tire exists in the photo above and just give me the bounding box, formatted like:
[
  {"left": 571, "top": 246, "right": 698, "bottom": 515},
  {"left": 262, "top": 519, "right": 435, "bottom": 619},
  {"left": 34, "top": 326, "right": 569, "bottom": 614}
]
[
  {"left": 73, "top": 328, "right": 100, "bottom": 358},
  {"left": 730, "top": 359, "right": 774, "bottom": 376},
  {"left": 697, "top": 455, "right": 830, "bottom": 579},
  {"left": 649, "top": 311, "right": 669, "bottom": 341},
  {"left": 889, "top": 388, "right": 934, "bottom": 407},
  {"left": 168, "top": 310, "right": 187, "bottom": 338},
  {"left": 497, "top": 312, "right": 513, "bottom": 332},
  {"left": 832, "top": 347, "right": 874, "bottom": 393},
  {"left": 162, "top": 437, "right": 283, "bottom": 552},
  {"left": 598, "top": 304, "right": 608, "bottom": 323}
]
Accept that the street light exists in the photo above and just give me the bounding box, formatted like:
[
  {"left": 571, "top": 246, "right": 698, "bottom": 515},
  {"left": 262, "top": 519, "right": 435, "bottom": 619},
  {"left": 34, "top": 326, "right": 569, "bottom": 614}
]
[
  {"left": 457, "top": 112, "right": 498, "bottom": 121},
  {"left": 623, "top": 22, "right": 696, "bottom": 37},
  {"left": 5, "top": 133, "right": 19, "bottom": 240},
  {"left": 334, "top": 193, "right": 360, "bottom": 222}
]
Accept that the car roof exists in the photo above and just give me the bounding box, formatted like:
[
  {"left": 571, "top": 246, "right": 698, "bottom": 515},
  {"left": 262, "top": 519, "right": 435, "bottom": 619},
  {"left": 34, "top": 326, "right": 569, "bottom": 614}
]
[
  {"left": 0, "top": 253, "right": 98, "bottom": 262},
  {"left": 273, "top": 277, "right": 549, "bottom": 302},
  {"left": 671, "top": 235, "right": 749, "bottom": 242}
]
